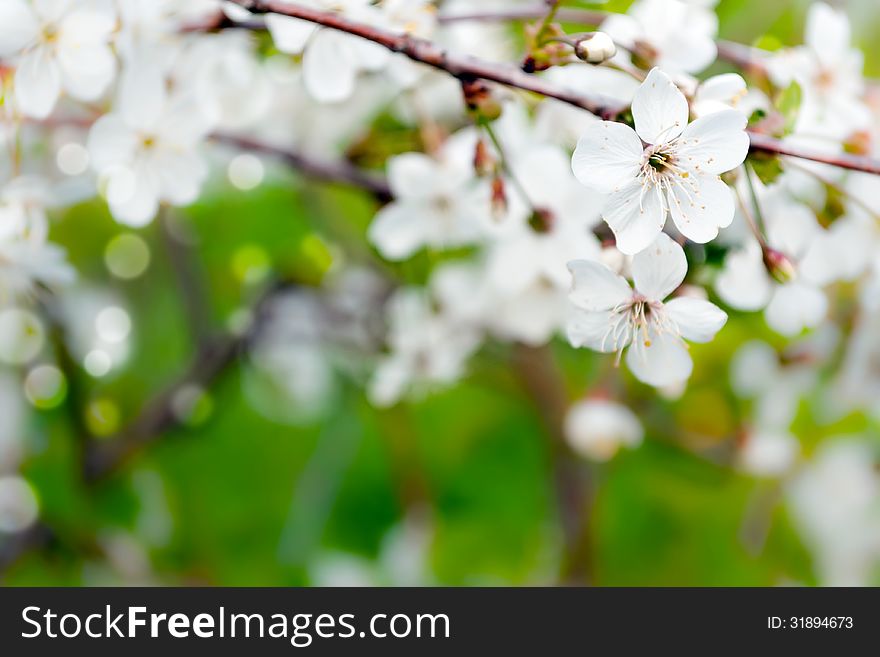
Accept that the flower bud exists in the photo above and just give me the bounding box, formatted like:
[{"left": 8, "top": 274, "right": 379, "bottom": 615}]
[
  {"left": 762, "top": 246, "right": 797, "bottom": 284},
  {"left": 528, "top": 208, "right": 555, "bottom": 233},
  {"left": 491, "top": 175, "right": 508, "bottom": 220},
  {"left": 574, "top": 32, "right": 617, "bottom": 64},
  {"left": 473, "top": 139, "right": 496, "bottom": 177},
  {"left": 461, "top": 77, "right": 503, "bottom": 122}
]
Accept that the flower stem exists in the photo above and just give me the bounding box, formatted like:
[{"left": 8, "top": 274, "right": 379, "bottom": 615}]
[{"left": 481, "top": 119, "right": 537, "bottom": 212}]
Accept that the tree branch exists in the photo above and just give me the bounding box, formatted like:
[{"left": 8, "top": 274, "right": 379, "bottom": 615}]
[
  {"left": 227, "top": 0, "right": 626, "bottom": 120},
  {"left": 512, "top": 344, "right": 594, "bottom": 585},
  {"left": 83, "top": 280, "right": 295, "bottom": 482},
  {"left": 212, "top": 133, "right": 393, "bottom": 201},
  {"left": 228, "top": 1, "right": 880, "bottom": 176},
  {"left": 748, "top": 133, "right": 880, "bottom": 175}
]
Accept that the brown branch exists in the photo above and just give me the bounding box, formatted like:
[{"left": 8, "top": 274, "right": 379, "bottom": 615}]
[
  {"left": 0, "top": 523, "right": 54, "bottom": 575},
  {"left": 512, "top": 344, "right": 594, "bottom": 586},
  {"left": 83, "top": 279, "right": 295, "bottom": 482},
  {"left": 227, "top": 0, "right": 626, "bottom": 120},
  {"left": 158, "top": 209, "right": 214, "bottom": 346},
  {"left": 226, "top": 1, "right": 880, "bottom": 176},
  {"left": 440, "top": 6, "right": 769, "bottom": 73},
  {"left": 748, "top": 132, "right": 880, "bottom": 175},
  {"left": 212, "top": 133, "right": 393, "bottom": 201},
  {"left": 438, "top": 6, "right": 610, "bottom": 25}
]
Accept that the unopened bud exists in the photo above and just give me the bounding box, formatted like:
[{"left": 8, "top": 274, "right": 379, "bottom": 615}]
[
  {"left": 528, "top": 208, "right": 555, "bottom": 233},
  {"left": 575, "top": 32, "right": 617, "bottom": 64},
  {"left": 491, "top": 176, "right": 508, "bottom": 220},
  {"left": 461, "top": 77, "right": 503, "bottom": 122},
  {"left": 473, "top": 139, "right": 496, "bottom": 177},
  {"left": 844, "top": 130, "right": 872, "bottom": 156},
  {"left": 762, "top": 246, "right": 797, "bottom": 284}
]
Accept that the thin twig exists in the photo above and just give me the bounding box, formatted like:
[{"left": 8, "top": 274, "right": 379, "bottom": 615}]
[
  {"left": 83, "top": 279, "right": 295, "bottom": 482},
  {"left": 212, "top": 133, "right": 393, "bottom": 201},
  {"left": 158, "top": 209, "right": 214, "bottom": 346},
  {"left": 227, "top": 0, "right": 626, "bottom": 120},
  {"left": 512, "top": 343, "right": 594, "bottom": 586},
  {"left": 225, "top": 1, "right": 880, "bottom": 176}
]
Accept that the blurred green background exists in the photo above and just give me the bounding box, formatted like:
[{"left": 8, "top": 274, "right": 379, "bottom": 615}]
[{"left": 3, "top": 0, "right": 879, "bottom": 586}]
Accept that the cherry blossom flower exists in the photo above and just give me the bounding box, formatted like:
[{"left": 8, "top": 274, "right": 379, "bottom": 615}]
[
  {"left": 368, "top": 288, "right": 482, "bottom": 407},
  {"left": 0, "top": 0, "right": 117, "bottom": 119},
  {"left": 368, "top": 131, "right": 491, "bottom": 260},
  {"left": 567, "top": 232, "right": 727, "bottom": 387},
  {"left": 481, "top": 144, "right": 603, "bottom": 344},
  {"left": 572, "top": 68, "right": 749, "bottom": 254},
  {"left": 602, "top": 0, "right": 718, "bottom": 75},
  {"left": 265, "top": 0, "right": 392, "bottom": 103},
  {"left": 737, "top": 430, "right": 799, "bottom": 478},
  {"left": 564, "top": 398, "right": 643, "bottom": 461},
  {"left": 715, "top": 193, "right": 836, "bottom": 336},
  {"left": 788, "top": 440, "right": 880, "bottom": 586},
  {"left": 87, "top": 59, "right": 215, "bottom": 227},
  {"left": 691, "top": 73, "right": 749, "bottom": 118},
  {"left": 0, "top": 178, "right": 74, "bottom": 300},
  {"left": 729, "top": 340, "right": 816, "bottom": 430},
  {"left": 767, "top": 2, "right": 870, "bottom": 139}
]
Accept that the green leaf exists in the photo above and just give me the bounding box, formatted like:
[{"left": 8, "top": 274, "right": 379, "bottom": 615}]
[
  {"left": 777, "top": 81, "right": 803, "bottom": 134},
  {"left": 749, "top": 154, "right": 785, "bottom": 186}
]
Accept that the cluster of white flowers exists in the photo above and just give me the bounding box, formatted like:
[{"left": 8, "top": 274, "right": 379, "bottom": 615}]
[{"left": 1, "top": 0, "right": 879, "bottom": 582}]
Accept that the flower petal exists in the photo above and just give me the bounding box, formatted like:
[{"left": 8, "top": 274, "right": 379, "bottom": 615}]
[
  {"left": 715, "top": 246, "right": 773, "bottom": 311},
  {"left": 571, "top": 121, "right": 643, "bottom": 194},
  {"left": 632, "top": 68, "right": 689, "bottom": 145},
  {"left": 567, "top": 259, "right": 631, "bottom": 311},
  {"left": 676, "top": 110, "right": 749, "bottom": 175},
  {"left": 665, "top": 297, "right": 727, "bottom": 343},
  {"left": 57, "top": 43, "right": 116, "bottom": 101},
  {"left": 14, "top": 46, "right": 61, "bottom": 119},
  {"left": 387, "top": 153, "right": 439, "bottom": 199},
  {"left": 0, "top": 0, "right": 38, "bottom": 57},
  {"left": 154, "top": 150, "right": 208, "bottom": 206},
  {"left": 603, "top": 180, "right": 666, "bottom": 255},
  {"left": 566, "top": 308, "right": 619, "bottom": 353},
  {"left": 667, "top": 172, "right": 735, "bottom": 244},
  {"left": 631, "top": 232, "right": 687, "bottom": 300},
  {"left": 105, "top": 164, "right": 161, "bottom": 228},
  {"left": 265, "top": 14, "right": 316, "bottom": 54},
  {"left": 368, "top": 202, "right": 428, "bottom": 261},
  {"left": 87, "top": 114, "right": 139, "bottom": 170},
  {"left": 302, "top": 29, "right": 357, "bottom": 103},
  {"left": 764, "top": 282, "right": 828, "bottom": 336},
  {"left": 625, "top": 330, "right": 693, "bottom": 387}
]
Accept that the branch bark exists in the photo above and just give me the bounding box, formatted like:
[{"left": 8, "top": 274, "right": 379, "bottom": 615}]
[
  {"left": 212, "top": 133, "right": 393, "bottom": 200},
  {"left": 228, "top": 0, "right": 626, "bottom": 120},
  {"left": 512, "top": 344, "right": 594, "bottom": 586},
  {"left": 83, "top": 280, "right": 294, "bottom": 482},
  {"left": 228, "top": 1, "right": 880, "bottom": 176}
]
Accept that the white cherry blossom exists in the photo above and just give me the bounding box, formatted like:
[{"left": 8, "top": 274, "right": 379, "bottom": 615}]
[
  {"left": 602, "top": 0, "right": 718, "bottom": 75},
  {"left": 692, "top": 73, "right": 749, "bottom": 118},
  {"left": 788, "top": 440, "right": 880, "bottom": 586},
  {"left": 767, "top": 2, "right": 870, "bottom": 139},
  {"left": 737, "top": 430, "right": 799, "bottom": 477},
  {"left": 567, "top": 232, "right": 727, "bottom": 387},
  {"left": 482, "top": 143, "right": 603, "bottom": 344},
  {"left": 572, "top": 68, "right": 749, "bottom": 254},
  {"left": 368, "top": 131, "right": 491, "bottom": 260},
  {"left": 265, "top": 0, "right": 391, "bottom": 103},
  {"left": 564, "top": 398, "right": 643, "bottom": 461},
  {"left": 369, "top": 288, "right": 482, "bottom": 407},
  {"left": 715, "top": 194, "right": 830, "bottom": 336},
  {"left": 87, "top": 59, "right": 216, "bottom": 227},
  {"left": 0, "top": 177, "right": 74, "bottom": 300},
  {"left": 0, "top": 0, "right": 117, "bottom": 119}
]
